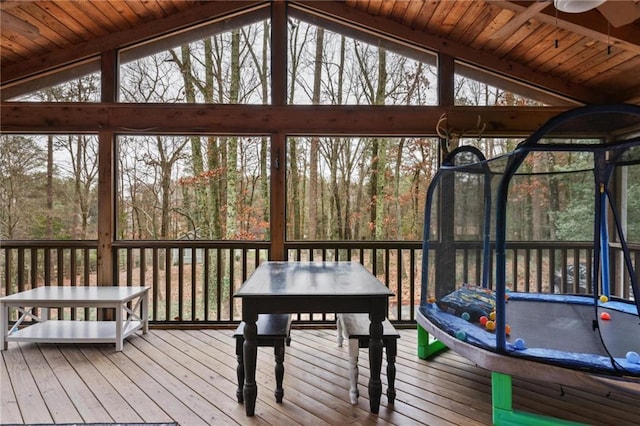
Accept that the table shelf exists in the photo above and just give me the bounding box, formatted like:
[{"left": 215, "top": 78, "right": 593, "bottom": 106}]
[{"left": 7, "top": 320, "right": 144, "bottom": 344}]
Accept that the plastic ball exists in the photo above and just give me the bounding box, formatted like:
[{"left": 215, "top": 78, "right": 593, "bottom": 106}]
[
  {"left": 485, "top": 320, "right": 495, "bottom": 331},
  {"left": 455, "top": 330, "right": 467, "bottom": 341},
  {"left": 599, "top": 295, "right": 609, "bottom": 303},
  {"left": 626, "top": 351, "right": 640, "bottom": 364},
  {"left": 461, "top": 312, "right": 471, "bottom": 321},
  {"left": 505, "top": 324, "right": 511, "bottom": 335},
  {"left": 514, "top": 338, "right": 526, "bottom": 350},
  {"left": 600, "top": 312, "right": 611, "bottom": 321},
  {"left": 427, "top": 296, "right": 436, "bottom": 304},
  {"left": 489, "top": 311, "right": 496, "bottom": 321},
  {"left": 479, "top": 316, "right": 488, "bottom": 326}
]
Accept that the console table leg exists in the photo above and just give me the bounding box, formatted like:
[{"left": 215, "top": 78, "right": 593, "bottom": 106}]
[
  {"left": 141, "top": 291, "right": 149, "bottom": 334},
  {"left": 116, "top": 302, "right": 123, "bottom": 351},
  {"left": 1, "top": 303, "right": 7, "bottom": 350}
]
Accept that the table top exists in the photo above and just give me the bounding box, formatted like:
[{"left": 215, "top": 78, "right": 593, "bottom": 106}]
[
  {"left": 234, "top": 261, "right": 393, "bottom": 298},
  {"left": 0, "top": 286, "right": 149, "bottom": 303}
]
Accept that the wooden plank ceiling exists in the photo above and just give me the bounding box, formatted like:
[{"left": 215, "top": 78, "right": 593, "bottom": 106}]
[{"left": 1, "top": 0, "right": 640, "bottom": 104}]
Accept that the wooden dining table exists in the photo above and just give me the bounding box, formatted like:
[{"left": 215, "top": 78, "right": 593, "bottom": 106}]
[{"left": 234, "top": 261, "right": 394, "bottom": 416}]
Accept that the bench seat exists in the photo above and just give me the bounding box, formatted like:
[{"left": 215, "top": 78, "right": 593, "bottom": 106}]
[
  {"left": 234, "top": 313, "right": 292, "bottom": 403},
  {"left": 337, "top": 313, "right": 400, "bottom": 404}
]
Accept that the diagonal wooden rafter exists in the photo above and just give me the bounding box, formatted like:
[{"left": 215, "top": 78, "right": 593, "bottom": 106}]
[
  {"left": 489, "top": 1, "right": 551, "bottom": 40},
  {"left": 492, "top": 1, "right": 640, "bottom": 55}
]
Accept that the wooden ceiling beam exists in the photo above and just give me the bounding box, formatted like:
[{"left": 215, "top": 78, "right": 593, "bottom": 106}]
[
  {"left": 0, "top": 102, "right": 569, "bottom": 137},
  {"left": 292, "top": 1, "right": 605, "bottom": 104},
  {"left": 493, "top": 1, "right": 640, "bottom": 54},
  {"left": 489, "top": 1, "right": 551, "bottom": 40},
  {"left": 0, "top": 1, "right": 266, "bottom": 87}
]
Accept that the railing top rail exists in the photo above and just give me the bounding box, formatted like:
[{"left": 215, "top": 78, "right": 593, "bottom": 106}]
[
  {"left": 113, "top": 240, "right": 271, "bottom": 249},
  {"left": 0, "top": 240, "right": 98, "bottom": 248}
]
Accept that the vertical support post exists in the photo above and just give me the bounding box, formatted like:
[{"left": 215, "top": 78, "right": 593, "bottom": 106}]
[
  {"left": 98, "top": 50, "right": 118, "bottom": 320},
  {"left": 437, "top": 52, "right": 455, "bottom": 108},
  {"left": 270, "top": 132, "right": 286, "bottom": 261},
  {"left": 434, "top": 53, "right": 456, "bottom": 300},
  {"left": 270, "top": 0, "right": 287, "bottom": 261}
]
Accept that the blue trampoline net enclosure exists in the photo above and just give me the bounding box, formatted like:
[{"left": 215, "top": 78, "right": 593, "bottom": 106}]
[{"left": 419, "top": 104, "right": 640, "bottom": 377}]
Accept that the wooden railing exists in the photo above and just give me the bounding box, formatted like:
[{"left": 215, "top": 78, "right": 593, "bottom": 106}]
[{"left": 2, "top": 240, "right": 638, "bottom": 325}]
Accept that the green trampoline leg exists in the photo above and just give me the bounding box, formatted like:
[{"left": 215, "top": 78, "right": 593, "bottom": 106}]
[
  {"left": 492, "top": 372, "right": 586, "bottom": 426},
  {"left": 417, "top": 324, "right": 447, "bottom": 359}
]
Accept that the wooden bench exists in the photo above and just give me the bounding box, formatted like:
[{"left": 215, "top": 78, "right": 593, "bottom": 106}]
[
  {"left": 337, "top": 313, "right": 400, "bottom": 404},
  {"left": 234, "top": 313, "right": 292, "bottom": 404}
]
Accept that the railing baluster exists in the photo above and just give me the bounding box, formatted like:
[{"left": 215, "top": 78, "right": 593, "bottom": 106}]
[
  {"left": 166, "top": 248, "right": 172, "bottom": 321},
  {"left": 216, "top": 247, "right": 222, "bottom": 322},
  {"left": 229, "top": 248, "right": 235, "bottom": 322},
  {"left": 178, "top": 247, "right": 184, "bottom": 321},
  {"left": 30, "top": 248, "right": 38, "bottom": 291},
  {"left": 396, "top": 248, "right": 402, "bottom": 321},
  {"left": 204, "top": 248, "right": 210, "bottom": 321},
  {"left": 17, "top": 249, "right": 25, "bottom": 293},
  {"left": 191, "top": 247, "right": 197, "bottom": 321},
  {"left": 152, "top": 247, "right": 159, "bottom": 321}
]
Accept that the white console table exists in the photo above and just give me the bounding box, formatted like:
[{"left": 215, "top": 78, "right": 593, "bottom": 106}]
[{"left": 1, "top": 286, "right": 149, "bottom": 351}]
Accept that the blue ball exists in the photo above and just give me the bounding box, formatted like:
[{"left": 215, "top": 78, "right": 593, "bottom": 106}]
[
  {"left": 461, "top": 312, "right": 471, "bottom": 321},
  {"left": 514, "top": 338, "right": 526, "bottom": 350},
  {"left": 626, "top": 351, "right": 640, "bottom": 364},
  {"left": 455, "top": 330, "right": 466, "bottom": 341}
]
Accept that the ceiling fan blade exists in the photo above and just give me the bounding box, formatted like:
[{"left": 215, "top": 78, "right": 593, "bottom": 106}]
[{"left": 597, "top": 1, "right": 640, "bottom": 28}]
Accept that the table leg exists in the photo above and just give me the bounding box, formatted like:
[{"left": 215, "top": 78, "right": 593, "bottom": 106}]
[
  {"left": 368, "top": 311, "right": 384, "bottom": 414},
  {"left": 141, "top": 291, "right": 149, "bottom": 334},
  {"left": 242, "top": 313, "right": 258, "bottom": 416},
  {"left": 274, "top": 341, "right": 285, "bottom": 403},
  {"left": 1, "top": 302, "right": 7, "bottom": 350},
  {"left": 116, "top": 302, "right": 123, "bottom": 351},
  {"left": 235, "top": 337, "right": 245, "bottom": 403},
  {"left": 386, "top": 339, "right": 397, "bottom": 404}
]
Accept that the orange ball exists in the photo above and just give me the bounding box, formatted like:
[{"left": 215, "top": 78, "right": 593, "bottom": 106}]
[
  {"left": 600, "top": 312, "right": 611, "bottom": 321},
  {"left": 479, "top": 316, "right": 488, "bottom": 326},
  {"left": 505, "top": 324, "right": 511, "bottom": 335}
]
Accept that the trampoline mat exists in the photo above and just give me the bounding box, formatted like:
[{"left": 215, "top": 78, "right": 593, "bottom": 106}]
[{"left": 506, "top": 299, "right": 640, "bottom": 357}]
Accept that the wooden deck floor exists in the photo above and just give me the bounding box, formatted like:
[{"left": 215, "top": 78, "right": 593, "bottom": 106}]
[{"left": 2, "top": 327, "right": 640, "bottom": 425}]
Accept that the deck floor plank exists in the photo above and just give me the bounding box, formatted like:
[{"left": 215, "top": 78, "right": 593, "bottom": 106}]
[
  {"left": 2, "top": 344, "right": 52, "bottom": 424},
  {"left": 57, "top": 345, "right": 143, "bottom": 423},
  {"left": 290, "top": 329, "right": 487, "bottom": 425},
  {"left": 2, "top": 327, "right": 640, "bottom": 426},
  {"left": 129, "top": 329, "right": 265, "bottom": 424},
  {"left": 0, "top": 347, "right": 23, "bottom": 424},
  {"left": 183, "top": 328, "right": 335, "bottom": 425},
  {"left": 97, "top": 340, "right": 228, "bottom": 426},
  {"left": 77, "top": 345, "right": 175, "bottom": 424},
  {"left": 20, "top": 343, "right": 94, "bottom": 423}
]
